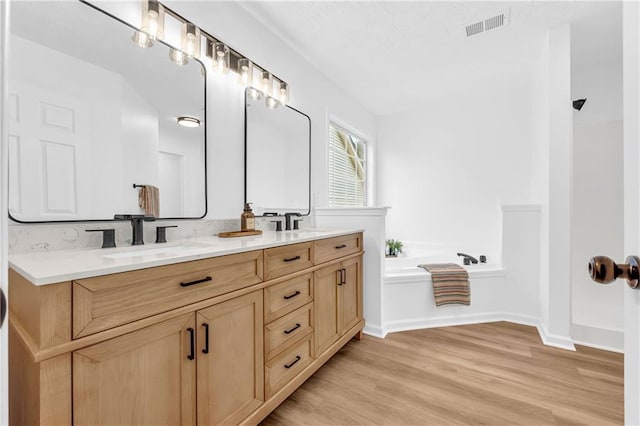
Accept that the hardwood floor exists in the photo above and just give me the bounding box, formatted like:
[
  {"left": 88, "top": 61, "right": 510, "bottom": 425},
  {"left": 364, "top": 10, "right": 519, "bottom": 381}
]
[{"left": 262, "top": 322, "right": 623, "bottom": 425}]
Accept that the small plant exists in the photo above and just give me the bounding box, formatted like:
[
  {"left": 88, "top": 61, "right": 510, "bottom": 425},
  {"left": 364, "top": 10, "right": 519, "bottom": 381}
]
[{"left": 386, "top": 239, "right": 403, "bottom": 257}]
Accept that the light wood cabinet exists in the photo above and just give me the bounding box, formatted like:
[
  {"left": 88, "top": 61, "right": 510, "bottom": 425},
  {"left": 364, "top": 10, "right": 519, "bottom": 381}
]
[
  {"left": 10, "top": 232, "right": 364, "bottom": 425},
  {"left": 73, "top": 313, "right": 197, "bottom": 426},
  {"left": 196, "top": 291, "right": 263, "bottom": 426},
  {"left": 314, "top": 255, "right": 363, "bottom": 354}
]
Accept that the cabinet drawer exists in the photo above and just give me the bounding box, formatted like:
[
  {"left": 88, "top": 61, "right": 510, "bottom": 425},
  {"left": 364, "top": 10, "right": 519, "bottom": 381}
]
[
  {"left": 264, "top": 242, "right": 313, "bottom": 280},
  {"left": 265, "top": 303, "right": 313, "bottom": 361},
  {"left": 73, "top": 250, "right": 263, "bottom": 338},
  {"left": 313, "top": 233, "right": 362, "bottom": 264},
  {"left": 264, "top": 273, "right": 313, "bottom": 323},
  {"left": 265, "top": 337, "right": 312, "bottom": 399}
]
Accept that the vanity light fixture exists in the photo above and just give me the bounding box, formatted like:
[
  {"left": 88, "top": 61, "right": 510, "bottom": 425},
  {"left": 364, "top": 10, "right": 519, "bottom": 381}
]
[
  {"left": 142, "top": 0, "right": 164, "bottom": 41},
  {"left": 177, "top": 116, "right": 201, "bottom": 127},
  {"left": 278, "top": 81, "right": 289, "bottom": 105},
  {"left": 237, "top": 58, "right": 253, "bottom": 86},
  {"left": 169, "top": 48, "right": 189, "bottom": 66},
  {"left": 132, "top": 31, "right": 153, "bottom": 48},
  {"left": 266, "top": 96, "right": 280, "bottom": 109},
  {"left": 182, "top": 22, "right": 201, "bottom": 58},
  {"left": 247, "top": 87, "right": 262, "bottom": 101},
  {"left": 207, "top": 41, "right": 229, "bottom": 73},
  {"left": 261, "top": 71, "right": 273, "bottom": 97}
]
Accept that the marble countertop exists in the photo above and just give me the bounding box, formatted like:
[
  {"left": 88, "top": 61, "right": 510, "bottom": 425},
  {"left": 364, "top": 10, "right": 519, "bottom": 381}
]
[{"left": 9, "top": 228, "right": 362, "bottom": 286}]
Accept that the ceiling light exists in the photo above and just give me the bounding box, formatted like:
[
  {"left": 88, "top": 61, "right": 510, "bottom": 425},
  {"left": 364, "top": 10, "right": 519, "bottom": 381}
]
[
  {"left": 170, "top": 48, "right": 189, "bottom": 65},
  {"left": 177, "top": 116, "right": 201, "bottom": 127}
]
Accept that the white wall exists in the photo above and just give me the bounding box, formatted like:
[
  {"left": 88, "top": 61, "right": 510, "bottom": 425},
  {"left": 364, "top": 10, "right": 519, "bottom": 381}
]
[
  {"left": 570, "top": 41, "right": 624, "bottom": 350},
  {"left": 159, "top": 1, "right": 378, "bottom": 219},
  {"left": 376, "top": 71, "right": 535, "bottom": 260}
]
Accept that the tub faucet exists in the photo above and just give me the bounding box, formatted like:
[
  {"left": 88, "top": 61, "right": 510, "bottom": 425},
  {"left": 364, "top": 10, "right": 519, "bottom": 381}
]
[{"left": 457, "top": 252, "right": 479, "bottom": 264}]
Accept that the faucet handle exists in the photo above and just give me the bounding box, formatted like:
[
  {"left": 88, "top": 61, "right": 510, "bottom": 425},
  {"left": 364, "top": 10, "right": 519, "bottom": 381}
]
[
  {"left": 293, "top": 219, "right": 303, "bottom": 230},
  {"left": 270, "top": 220, "right": 283, "bottom": 232},
  {"left": 86, "top": 229, "right": 116, "bottom": 248},
  {"left": 156, "top": 225, "right": 178, "bottom": 243}
]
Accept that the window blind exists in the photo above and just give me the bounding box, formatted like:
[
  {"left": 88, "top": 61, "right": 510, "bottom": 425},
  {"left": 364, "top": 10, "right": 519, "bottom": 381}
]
[{"left": 328, "top": 123, "right": 366, "bottom": 207}]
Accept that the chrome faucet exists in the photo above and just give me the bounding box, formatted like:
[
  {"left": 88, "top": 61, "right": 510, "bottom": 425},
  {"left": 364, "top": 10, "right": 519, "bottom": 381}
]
[
  {"left": 114, "top": 214, "right": 155, "bottom": 245},
  {"left": 457, "top": 252, "right": 479, "bottom": 265}
]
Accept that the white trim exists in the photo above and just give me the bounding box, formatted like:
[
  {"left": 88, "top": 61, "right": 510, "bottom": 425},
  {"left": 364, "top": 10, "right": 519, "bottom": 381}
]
[
  {"left": 384, "top": 269, "right": 506, "bottom": 285},
  {"left": 315, "top": 207, "right": 390, "bottom": 217},
  {"left": 363, "top": 324, "right": 387, "bottom": 339},
  {"left": 501, "top": 204, "right": 543, "bottom": 213},
  {"left": 537, "top": 322, "right": 576, "bottom": 351},
  {"left": 571, "top": 323, "right": 624, "bottom": 354}
]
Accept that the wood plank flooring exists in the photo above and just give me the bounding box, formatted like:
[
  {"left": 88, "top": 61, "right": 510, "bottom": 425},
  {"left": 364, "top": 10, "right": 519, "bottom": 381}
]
[{"left": 261, "top": 322, "right": 623, "bottom": 425}]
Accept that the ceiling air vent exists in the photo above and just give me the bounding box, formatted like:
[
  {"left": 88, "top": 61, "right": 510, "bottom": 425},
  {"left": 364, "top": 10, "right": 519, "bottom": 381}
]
[
  {"left": 466, "top": 12, "right": 509, "bottom": 37},
  {"left": 485, "top": 14, "right": 505, "bottom": 31},
  {"left": 466, "top": 21, "right": 484, "bottom": 37}
]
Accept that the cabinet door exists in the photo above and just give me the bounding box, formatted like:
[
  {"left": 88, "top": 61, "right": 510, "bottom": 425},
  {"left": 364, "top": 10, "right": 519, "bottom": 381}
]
[
  {"left": 339, "top": 256, "right": 362, "bottom": 335},
  {"left": 196, "top": 291, "right": 264, "bottom": 426},
  {"left": 314, "top": 264, "right": 340, "bottom": 355},
  {"left": 73, "top": 313, "right": 196, "bottom": 426}
]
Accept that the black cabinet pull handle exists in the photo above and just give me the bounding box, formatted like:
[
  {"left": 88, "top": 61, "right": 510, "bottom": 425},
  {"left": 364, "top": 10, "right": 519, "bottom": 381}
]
[
  {"left": 335, "top": 244, "right": 347, "bottom": 249},
  {"left": 342, "top": 268, "right": 347, "bottom": 285},
  {"left": 187, "top": 327, "right": 195, "bottom": 360},
  {"left": 283, "top": 255, "right": 301, "bottom": 262},
  {"left": 284, "top": 323, "right": 301, "bottom": 334},
  {"left": 180, "top": 276, "right": 212, "bottom": 287},
  {"left": 337, "top": 269, "right": 343, "bottom": 286},
  {"left": 202, "top": 323, "right": 209, "bottom": 354},
  {"left": 283, "top": 290, "right": 301, "bottom": 300},
  {"left": 284, "top": 355, "right": 301, "bottom": 369}
]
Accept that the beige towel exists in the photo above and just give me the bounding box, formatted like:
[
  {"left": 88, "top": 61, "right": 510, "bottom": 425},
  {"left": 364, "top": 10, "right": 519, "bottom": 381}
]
[
  {"left": 418, "top": 263, "right": 470, "bottom": 307},
  {"left": 138, "top": 185, "right": 159, "bottom": 218}
]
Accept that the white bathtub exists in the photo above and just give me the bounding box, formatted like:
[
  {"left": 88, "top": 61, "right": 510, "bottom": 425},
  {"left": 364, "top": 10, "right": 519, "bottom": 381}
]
[{"left": 383, "top": 252, "right": 507, "bottom": 333}]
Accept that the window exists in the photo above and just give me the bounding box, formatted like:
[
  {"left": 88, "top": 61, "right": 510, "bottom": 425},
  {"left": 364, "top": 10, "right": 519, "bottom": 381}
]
[{"left": 328, "top": 122, "right": 367, "bottom": 207}]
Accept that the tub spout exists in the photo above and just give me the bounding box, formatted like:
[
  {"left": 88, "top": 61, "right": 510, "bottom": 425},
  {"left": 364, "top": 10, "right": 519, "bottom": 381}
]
[{"left": 457, "top": 252, "right": 478, "bottom": 265}]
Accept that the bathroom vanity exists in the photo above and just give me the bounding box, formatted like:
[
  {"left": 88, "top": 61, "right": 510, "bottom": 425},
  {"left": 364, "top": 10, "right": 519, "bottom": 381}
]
[{"left": 8, "top": 230, "right": 364, "bottom": 425}]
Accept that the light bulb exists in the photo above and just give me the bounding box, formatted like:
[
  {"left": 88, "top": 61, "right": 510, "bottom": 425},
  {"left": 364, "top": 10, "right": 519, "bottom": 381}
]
[
  {"left": 170, "top": 48, "right": 189, "bottom": 66},
  {"left": 207, "top": 41, "right": 229, "bottom": 74},
  {"left": 237, "top": 59, "right": 253, "bottom": 86},
  {"left": 266, "top": 96, "right": 279, "bottom": 109},
  {"left": 132, "top": 31, "right": 153, "bottom": 48},
  {"left": 182, "top": 23, "right": 200, "bottom": 59},
  {"left": 248, "top": 87, "right": 262, "bottom": 101},
  {"left": 140, "top": 0, "right": 164, "bottom": 41},
  {"left": 279, "top": 81, "right": 289, "bottom": 105},
  {"left": 261, "top": 71, "right": 272, "bottom": 97}
]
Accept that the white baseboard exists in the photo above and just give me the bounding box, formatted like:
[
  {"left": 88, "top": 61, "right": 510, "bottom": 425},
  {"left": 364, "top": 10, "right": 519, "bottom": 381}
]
[
  {"left": 363, "top": 324, "right": 387, "bottom": 339},
  {"left": 571, "top": 323, "right": 624, "bottom": 353},
  {"left": 381, "top": 312, "right": 578, "bottom": 352}
]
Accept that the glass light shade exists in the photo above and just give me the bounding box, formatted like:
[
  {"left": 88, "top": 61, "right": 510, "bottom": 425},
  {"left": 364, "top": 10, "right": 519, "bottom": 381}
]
[
  {"left": 237, "top": 59, "right": 253, "bottom": 86},
  {"left": 169, "top": 48, "right": 189, "bottom": 66},
  {"left": 248, "top": 86, "right": 262, "bottom": 101},
  {"left": 141, "top": 0, "right": 164, "bottom": 40},
  {"left": 207, "top": 41, "right": 229, "bottom": 73},
  {"left": 266, "top": 96, "right": 279, "bottom": 109},
  {"left": 278, "top": 81, "right": 289, "bottom": 105},
  {"left": 261, "top": 71, "right": 272, "bottom": 97},
  {"left": 132, "top": 30, "right": 153, "bottom": 48},
  {"left": 182, "top": 23, "right": 201, "bottom": 58}
]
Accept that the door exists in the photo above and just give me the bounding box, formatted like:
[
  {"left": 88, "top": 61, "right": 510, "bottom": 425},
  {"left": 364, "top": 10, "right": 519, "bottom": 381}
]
[
  {"left": 624, "top": 3, "right": 640, "bottom": 423},
  {"left": 196, "top": 290, "right": 264, "bottom": 426},
  {"left": 339, "top": 256, "right": 362, "bottom": 335},
  {"left": 72, "top": 313, "right": 196, "bottom": 426},
  {"left": 314, "top": 264, "right": 340, "bottom": 355}
]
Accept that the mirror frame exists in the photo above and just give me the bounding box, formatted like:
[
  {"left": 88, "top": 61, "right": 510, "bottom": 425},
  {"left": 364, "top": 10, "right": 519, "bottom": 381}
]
[
  {"left": 8, "top": 0, "right": 208, "bottom": 223},
  {"left": 244, "top": 88, "right": 311, "bottom": 217}
]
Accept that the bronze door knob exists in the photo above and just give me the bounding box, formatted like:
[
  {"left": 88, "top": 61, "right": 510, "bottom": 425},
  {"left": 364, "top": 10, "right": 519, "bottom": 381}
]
[{"left": 589, "top": 255, "right": 640, "bottom": 288}]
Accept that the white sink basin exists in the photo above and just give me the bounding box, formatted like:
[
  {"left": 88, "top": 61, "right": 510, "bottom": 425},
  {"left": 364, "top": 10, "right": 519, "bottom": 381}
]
[{"left": 103, "top": 242, "right": 214, "bottom": 259}]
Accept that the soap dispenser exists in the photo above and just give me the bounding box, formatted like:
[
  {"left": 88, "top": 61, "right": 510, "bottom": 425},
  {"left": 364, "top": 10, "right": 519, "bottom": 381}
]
[{"left": 241, "top": 203, "right": 255, "bottom": 231}]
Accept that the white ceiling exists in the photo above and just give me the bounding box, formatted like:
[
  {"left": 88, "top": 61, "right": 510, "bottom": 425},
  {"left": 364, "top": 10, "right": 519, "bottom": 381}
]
[{"left": 239, "top": 1, "right": 622, "bottom": 116}]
